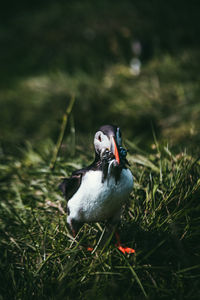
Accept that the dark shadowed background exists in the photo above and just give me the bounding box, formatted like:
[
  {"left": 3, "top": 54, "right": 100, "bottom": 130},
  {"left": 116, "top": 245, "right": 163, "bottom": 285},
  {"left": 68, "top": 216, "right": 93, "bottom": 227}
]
[{"left": 0, "top": 0, "right": 200, "bottom": 156}]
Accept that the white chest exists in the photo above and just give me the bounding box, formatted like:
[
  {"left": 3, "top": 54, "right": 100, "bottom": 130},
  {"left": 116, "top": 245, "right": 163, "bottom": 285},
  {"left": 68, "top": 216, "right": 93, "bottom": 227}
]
[{"left": 67, "top": 169, "right": 133, "bottom": 222}]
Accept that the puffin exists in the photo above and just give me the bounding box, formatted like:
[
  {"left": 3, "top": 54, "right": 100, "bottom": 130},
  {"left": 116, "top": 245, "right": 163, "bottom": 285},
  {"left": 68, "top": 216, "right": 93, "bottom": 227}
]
[{"left": 60, "top": 125, "right": 135, "bottom": 254}]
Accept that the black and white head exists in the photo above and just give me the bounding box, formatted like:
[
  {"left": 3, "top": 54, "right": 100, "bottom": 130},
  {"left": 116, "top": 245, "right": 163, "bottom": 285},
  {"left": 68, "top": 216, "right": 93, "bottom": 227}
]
[{"left": 94, "top": 125, "right": 123, "bottom": 164}]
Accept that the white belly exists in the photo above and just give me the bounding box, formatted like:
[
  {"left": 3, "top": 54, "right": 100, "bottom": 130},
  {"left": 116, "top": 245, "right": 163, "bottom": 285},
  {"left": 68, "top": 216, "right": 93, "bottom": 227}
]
[{"left": 67, "top": 169, "right": 133, "bottom": 223}]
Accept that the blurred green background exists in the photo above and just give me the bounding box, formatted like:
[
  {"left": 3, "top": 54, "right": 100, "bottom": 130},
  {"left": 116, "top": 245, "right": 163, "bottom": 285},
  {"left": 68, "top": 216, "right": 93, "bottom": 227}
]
[{"left": 0, "top": 0, "right": 200, "bottom": 155}]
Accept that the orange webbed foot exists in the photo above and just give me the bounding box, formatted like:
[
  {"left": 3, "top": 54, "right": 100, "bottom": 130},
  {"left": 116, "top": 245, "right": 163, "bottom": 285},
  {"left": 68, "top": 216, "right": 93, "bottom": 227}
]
[
  {"left": 117, "top": 245, "right": 135, "bottom": 254},
  {"left": 87, "top": 247, "right": 94, "bottom": 252},
  {"left": 115, "top": 232, "right": 135, "bottom": 254}
]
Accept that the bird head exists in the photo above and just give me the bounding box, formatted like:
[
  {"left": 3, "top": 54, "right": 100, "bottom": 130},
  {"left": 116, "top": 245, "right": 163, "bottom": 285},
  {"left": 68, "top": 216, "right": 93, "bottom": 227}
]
[{"left": 94, "top": 125, "right": 123, "bottom": 164}]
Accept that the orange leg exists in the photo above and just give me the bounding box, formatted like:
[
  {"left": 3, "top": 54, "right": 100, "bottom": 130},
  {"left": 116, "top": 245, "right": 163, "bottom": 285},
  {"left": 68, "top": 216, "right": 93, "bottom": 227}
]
[
  {"left": 87, "top": 247, "right": 93, "bottom": 252},
  {"left": 115, "top": 232, "right": 135, "bottom": 254}
]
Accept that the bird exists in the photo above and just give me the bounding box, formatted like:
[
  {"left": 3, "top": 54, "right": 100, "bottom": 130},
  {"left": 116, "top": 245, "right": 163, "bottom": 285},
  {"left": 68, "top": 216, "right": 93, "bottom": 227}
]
[{"left": 59, "top": 124, "right": 135, "bottom": 254}]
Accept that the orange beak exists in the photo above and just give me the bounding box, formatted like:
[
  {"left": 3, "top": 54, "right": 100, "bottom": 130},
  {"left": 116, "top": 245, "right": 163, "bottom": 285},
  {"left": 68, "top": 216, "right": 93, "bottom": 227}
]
[{"left": 112, "top": 137, "right": 120, "bottom": 164}]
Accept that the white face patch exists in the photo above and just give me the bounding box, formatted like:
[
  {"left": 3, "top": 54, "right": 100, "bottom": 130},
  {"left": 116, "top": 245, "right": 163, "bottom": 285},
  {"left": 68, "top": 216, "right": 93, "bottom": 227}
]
[{"left": 94, "top": 131, "right": 111, "bottom": 154}]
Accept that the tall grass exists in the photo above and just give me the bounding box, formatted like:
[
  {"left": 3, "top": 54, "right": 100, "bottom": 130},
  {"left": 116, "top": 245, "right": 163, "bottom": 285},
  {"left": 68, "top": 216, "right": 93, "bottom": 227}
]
[
  {"left": 0, "top": 139, "right": 199, "bottom": 299},
  {"left": 1, "top": 2, "right": 200, "bottom": 298}
]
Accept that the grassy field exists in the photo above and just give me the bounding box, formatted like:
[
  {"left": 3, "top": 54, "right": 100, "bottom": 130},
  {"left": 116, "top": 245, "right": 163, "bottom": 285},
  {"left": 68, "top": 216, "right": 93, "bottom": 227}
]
[
  {"left": 1, "top": 52, "right": 200, "bottom": 299},
  {"left": 1, "top": 53, "right": 200, "bottom": 300},
  {"left": 1, "top": 1, "right": 200, "bottom": 299},
  {"left": 0, "top": 118, "right": 200, "bottom": 299}
]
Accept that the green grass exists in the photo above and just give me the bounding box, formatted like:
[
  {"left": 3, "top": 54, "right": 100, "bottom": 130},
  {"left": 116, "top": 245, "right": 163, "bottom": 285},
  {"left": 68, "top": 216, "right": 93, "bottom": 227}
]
[
  {"left": 0, "top": 139, "right": 199, "bottom": 299},
  {"left": 1, "top": 2, "right": 200, "bottom": 298}
]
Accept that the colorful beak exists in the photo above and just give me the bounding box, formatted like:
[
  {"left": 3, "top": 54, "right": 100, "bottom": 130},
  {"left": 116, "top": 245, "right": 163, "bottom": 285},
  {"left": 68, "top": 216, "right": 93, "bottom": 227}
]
[{"left": 111, "top": 136, "right": 120, "bottom": 164}]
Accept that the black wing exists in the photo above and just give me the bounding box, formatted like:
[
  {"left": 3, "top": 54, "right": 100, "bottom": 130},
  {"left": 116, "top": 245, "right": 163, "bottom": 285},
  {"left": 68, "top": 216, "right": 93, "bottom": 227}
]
[
  {"left": 59, "top": 166, "right": 93, "bottom": 201},
  {"left": 59, "top": 159, "right": 102, "bottom": 201},
  {"left": 59, "top": 173, "right": 82, "bottom": 201}
]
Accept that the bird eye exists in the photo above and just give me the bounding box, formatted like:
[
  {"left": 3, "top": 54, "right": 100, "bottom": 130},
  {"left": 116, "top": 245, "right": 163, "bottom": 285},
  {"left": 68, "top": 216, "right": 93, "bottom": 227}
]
[{"left": 98, "top": 135, "right": 102, "bottom": 142}]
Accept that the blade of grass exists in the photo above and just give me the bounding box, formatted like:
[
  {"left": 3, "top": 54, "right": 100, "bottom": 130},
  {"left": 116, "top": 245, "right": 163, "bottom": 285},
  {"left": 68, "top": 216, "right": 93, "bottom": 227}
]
[
  {"left": 91, "top": 227, "right": 106, "bottom": 254},
  {"left": 121, "top": 254, "right": 148, "bottom": 299},
  {"left": 176, "top": 264, "right": 200, "bottom": 274},
  {"left": 129, "top": 154, "right": 160, "bottom": 173},
  {"left": 50, "top": 95, "right": 75, "bottom": 170}
]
